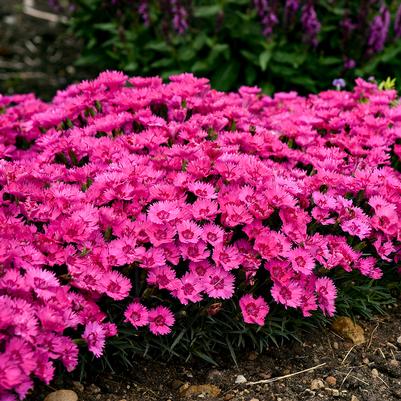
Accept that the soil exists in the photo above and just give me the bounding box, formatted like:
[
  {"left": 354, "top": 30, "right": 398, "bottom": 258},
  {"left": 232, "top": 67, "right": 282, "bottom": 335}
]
[
  {"left": 29, "top": 303, "right": 401, "bottom": 401},
  {"left": 0, "top": 0, "right": 93, "bottom": 100}
]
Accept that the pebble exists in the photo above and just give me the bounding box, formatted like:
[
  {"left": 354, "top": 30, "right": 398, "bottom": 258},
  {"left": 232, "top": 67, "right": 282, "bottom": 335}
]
[
  {"left": 310, "top": 379, "right": 325, "bottom": 390},
  {"left": 88, "top": 384, "right": 101, "bottom": 394},
  {"left": 372, "top": 368, "right": 379, "bottom": 378},
  {"left": 72, "top": 382, "right": 84, "bottom": 393},
  {"left": 44, "top": 390, "right": 78, "bottom": 401},
  {"left": 235, "top": 375, "right": 247, "bottom": 384},
  {"left": 207, "top": 369, "right": 223, "bottom": 382},
  {"left": 390, "top": 359, "right": 400, "bottom": 367},
  {"left": 363, "top": 358, "right": 370, "bottom": 365},
  {"left": 351, "top": 396, "right": 360, "bottom": 401},
  {"left": 325, "top": 388, "right": 340, "bottom": 397},
  {"left": 397, "top": 335, "right": 401, "bottom": 344},
  {"left": 325, "top": 376, "right": 337, "bottom": 386},
  {"left": 224, "top": 394, "right": 234, "bottom": 401},
  {"left": 333, "top": 341, "right": 339, "bottom": 350},
  {"left": 179, "top": 384, "right": 221, "bottom": 398},
  {"left": 331, "top": 317, "right": 365, "bottom": 345},
  {"left": 171, "top": 379, "right": 185, "bottom": 390},
  {"left": 249, "top": 398, "right": 260, "bottom": 401}
]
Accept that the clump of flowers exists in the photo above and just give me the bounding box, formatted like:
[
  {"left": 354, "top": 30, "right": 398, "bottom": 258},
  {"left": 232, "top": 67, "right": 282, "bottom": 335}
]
[{"left": 1, "top": 71, "right": 401, "bottom": 399}]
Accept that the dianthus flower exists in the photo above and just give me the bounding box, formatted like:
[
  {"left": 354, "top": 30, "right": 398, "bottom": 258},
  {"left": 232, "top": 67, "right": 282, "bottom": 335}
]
[
  {"left": 148, "top": 306, "right": 175, "bottom": 335},
  {"left": 124, "top": 302, "right": 149, "bottom": 328},
  {"left": 239, "top": 294, "right": 269, "bottom": 326}
]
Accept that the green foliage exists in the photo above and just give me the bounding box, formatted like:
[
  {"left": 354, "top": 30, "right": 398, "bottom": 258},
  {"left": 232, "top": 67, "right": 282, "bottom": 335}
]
[{"left": 68, "top": 0, "right": 401, "bottom": 93}]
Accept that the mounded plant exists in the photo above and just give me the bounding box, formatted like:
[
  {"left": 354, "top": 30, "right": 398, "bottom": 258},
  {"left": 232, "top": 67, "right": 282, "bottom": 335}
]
[{"left": 1, "top": 72, "right": 401, "bottom": 399}]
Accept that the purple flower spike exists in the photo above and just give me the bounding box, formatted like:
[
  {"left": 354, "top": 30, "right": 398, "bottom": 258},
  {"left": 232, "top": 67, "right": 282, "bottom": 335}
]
[
  {"left": 301, "top": 2, "right": 321, "bottom": 47},
  {"left": 368, "top": 6, "right": 390, "bottom": 55}
]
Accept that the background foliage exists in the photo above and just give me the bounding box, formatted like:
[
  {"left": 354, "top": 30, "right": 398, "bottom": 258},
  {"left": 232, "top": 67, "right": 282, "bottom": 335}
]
[{"left": 67, "top": 0, "right": 401, "bottom": 93}]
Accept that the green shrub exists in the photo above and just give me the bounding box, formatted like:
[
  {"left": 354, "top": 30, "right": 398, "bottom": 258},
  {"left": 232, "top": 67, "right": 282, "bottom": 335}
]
[{"left": 66, "top": 0, "right": 401, "bottom": 93}]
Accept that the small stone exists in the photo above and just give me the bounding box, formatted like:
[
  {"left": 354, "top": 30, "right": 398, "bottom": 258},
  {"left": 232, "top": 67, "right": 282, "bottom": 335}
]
[
  {"left": 397, "top": 335, "right": 401, "bottom": 344},
  {"left": 310, "top": 379, "right": 325, "bottom": 390},
  {"left": 363, "top": 358, "right": 370, "bottom": 365},
  {"left": 88, "top": 384, "right": 101, "bottom": 394},
  {"left": 207, "top": 369, "right": 223, "bottom": 382},
  {"left": 235, "top": 375, "right": 247, "bottom": 384},
  {"left": 372, "top": 368, "right": 379, "bottom": 378},
  {"left": 332, "top": 389, "right": 340, "bottom": 397},
  {"left": 171, "top": 379, "right": 185, "bottom": 390},
  {"left": 325, "top": 376, "right": 337, "bottom": 386},
  {"left": 351, "top": 396, "right": 360, "bottom": 401},
  {"left": 224, "top": 394, "right": 234, "bottom": 401},
  {"left": 72, "top": 382, "right": 84, "bottom": 393},
  {"left": 180, "top": 384, "right": 221, "bottom": 398},
  {"left": 44, "top": 390, "right": 78, "bottom": 401},
  {"left": 249, "top": 398, "right": 260, "bottom": 401},
  {"left": 331, "top": 317, "right": 365, "bottom": 345},
  {"left": 390, "top": 359, "right": 400, "bottom": 367},
  {"left": 333, "top": 341, "right": 339, "bottom": 350}
]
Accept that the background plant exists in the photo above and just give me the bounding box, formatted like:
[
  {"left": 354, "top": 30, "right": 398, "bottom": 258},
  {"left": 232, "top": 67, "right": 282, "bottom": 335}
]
[{"left": 61, "top": 0, "right": 401, "bottom": 93}]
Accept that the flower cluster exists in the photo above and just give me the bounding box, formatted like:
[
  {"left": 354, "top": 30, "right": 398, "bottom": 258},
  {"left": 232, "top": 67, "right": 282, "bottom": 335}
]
[{"left": 1, "top": 71, "right": 401, "bottom": 399}]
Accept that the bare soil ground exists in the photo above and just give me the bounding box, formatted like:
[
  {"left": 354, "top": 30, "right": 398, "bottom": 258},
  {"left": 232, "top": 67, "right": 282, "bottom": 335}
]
[{"left": 31, "top": 304, "right": 401, "bottom": 401}]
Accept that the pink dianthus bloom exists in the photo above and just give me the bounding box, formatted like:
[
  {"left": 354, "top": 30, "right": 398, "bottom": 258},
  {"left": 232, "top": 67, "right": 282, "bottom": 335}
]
[
  {"left": 204, "top": 267, "right": 235, "bottom": 299},
  {"left": 177, "top": 220, "right": 202, "bottom": 244},
  {"left": 147, "top": 201, "right": 180, "bottom": 224},
  {"left": 82, "top": 321, "right": 106, "bottom": 358},
  {"left": 271, "top": 282, "right": 302, "bottom": 308},
  {"left": 315, "top": 277, "right": 336, "bottom": 317},
  {"left": 124, "top": 302, "right": 149, "bottom": 328},
  {"left": 173, "top": 273, "right": 203, "bottom": 304},
  {"left": 148, "top": 306, "right": 175, "bottom": 335},
  {"left": 287, "top": 248, "right": 315, "bottom": 276},
  {"left": 239, "top": 294, "right": 269, "bottom": 326}
]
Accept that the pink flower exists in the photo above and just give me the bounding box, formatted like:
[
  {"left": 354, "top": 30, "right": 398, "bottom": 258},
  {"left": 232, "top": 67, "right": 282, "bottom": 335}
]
[
  {"left": 191, "top": 199, "right": 219, "bottom": 221},
  {"left": 148, "top": 306, "right": 175, "bottom": 335},
  {"left": 82, "top": 321, "right": 106, "bottom": 358},
  {"left": 204, "top": 267, "right": 235, "bottom": 299},
  {"left": 147, "top": 266, "right": 180, "bottom": 291},
  {"left": 147, "top": 201, "right": 180, "bottom": 224},
  {"left": 180, "top": 240, "right": 210, "bottom": 262},
  {"left": 287, "top": 248, "right": 315, "bottom": 276},
  {"left": 271, "top": 282, "right": 303, "bottom": 308},
  {"left": 201, "top": 223, "right": 225, "bottom": 246},
  {"left": 124, "top": 302, "right": 149, "bottom": 328},
  {"left": 101, "top": 271, "right": 132, "bottom": 300},
  {"left": 188, "top": 181, "right": 217, "bottom": 199},
  {"left": 177, "top": 220, "right": 202, "bottom": 243},
  {"left": 213, "top": 245, "right": 241, "bottom": 271},
  {"left": 239, "top": 294, "right": 269, "bottom": 325},
  {"left": 174, "top": 273, "right": 203, "bottom": 304},
  {"left": 315, "top": 278, "right": 336, "bottom": 317}
]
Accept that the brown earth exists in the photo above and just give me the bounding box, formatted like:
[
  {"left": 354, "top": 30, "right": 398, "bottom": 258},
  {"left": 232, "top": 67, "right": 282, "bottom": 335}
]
[{"left": 32, "top": 303, "right": 401, "bottom": 401}]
